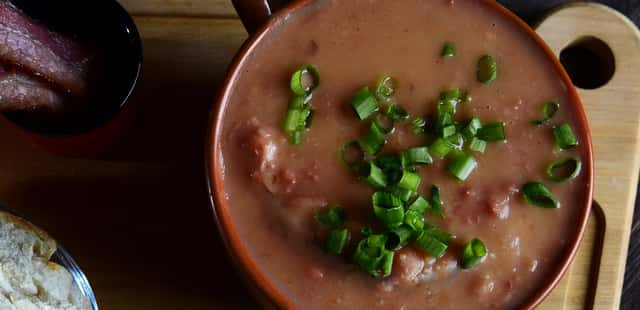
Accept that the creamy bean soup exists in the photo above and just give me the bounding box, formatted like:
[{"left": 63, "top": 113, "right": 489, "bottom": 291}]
[{"left": 219, "top": 0, "right": 590, "bottom": 308}]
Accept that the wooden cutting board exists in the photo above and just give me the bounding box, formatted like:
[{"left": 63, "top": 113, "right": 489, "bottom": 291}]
[{"left": 0, "top": 1, "right": 636, "bottom": 309}]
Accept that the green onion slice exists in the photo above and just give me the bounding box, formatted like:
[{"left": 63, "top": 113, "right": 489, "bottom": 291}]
[
  {"left": 441, "top": 42, "right": 456, "bottom": 58},
  {"left": 522, "top": 182, "right": 560, "bottom": 208},
  {"left": 477, "top": 122, "right": 506, "bottom": 142},
  {"left": 372, "top": 192, "right": 405, "bottom": 228},
  {"left": 462, "top": 117, "right": 482, "bottom": 138},
  {"left": 360, "top": 121, "right": 387, "bottom": 155},
  {"left": 353, "top": 234, "right": 393, "bottom": 277},
  {"left": 385, "top": 225, "right": 413, "bottom": 250},
  {"left": 408, "top": 196, "right": 431, "bottom": 214},
  {"left": 376, "top": 154, "right": 403, "bottom": 171},
  {"left": 442, "top": 125, "right": 457, "bottom": 138},
  {"left": 448, "top": 152, "right": 478, "bottom": 181},
  {"left": 441, "top": 88, "right": 462, "bottom": 106},
  {"left": 387, "top": 186, "right": 414, "bottom": 203},
  {"left": 290, "top": 130, "right": 303, "bottom": 145},
  {"left": 356, "top": 161, "right": 388, "bottom": 189},
  {"left": 404, "top": 210, "right": 425, "bottom": 233},
  {"left": 315, "top": 206, "right": 346, "bottom": 228},
  {"left": 468, "top": 137, "right": 487, "bottom": 154},
  {"left": 461, "top": 238, "right": 488, "bottom": 269},
  {"left": 360, "top": 227, "right": 373, "bottom": 237},
  {"left": 415, "top": 231, "right": 447, "bottom": 258},
  {"left": 376, "top": 76, "right": 397, "bottom": 101},
  {"left": 290, "top": 64, "right": 319, "bottom": 95},
  {"left": 430, "top": 185, "right": 444, "bottom": 218},
  {"left": 477, "top": 55, "right": 498, "bottom": 84},
  {"left": 553, "top": 123, "right": 578, "bottom": 149},
  {"left": 411, "top": 117, "right": 427, "bottom": 134},
  {"left": 374, "top": 114, "right": 395, "bottom": 134},
  {"left": 386, "top": 103, "right": 409, "bottom": 121},
  {"left": 396, "top": 170, "right": 421, "bottom": 192},
  {"left": 547, "top": 157, "right": 582, "bottom": 182},
  {"left": 447, "top": 133, "right": 465, "bottom": 150},
  {"left": 326, "top": 228, "right": 350, "bottom": 255},
  {"left": 340, "top": 140, "right": 364, "bottom": 167},
  {"left": 430, "top": 138, "right": 453, "bottom": 159},
  {"left": 289, "top": 94, "right": 312, "bottom": 109},
  {"left": 423, "top": 223, "right": 454, "bottom": 244},
  {"left": 401, "top": 147, "right": 433, "bottom": 166},
  {"left": 532, "top": 100, "right": 560, "bottom": 125},
  {"left": 351, "top": 86, "right": 379, "bottom": 120}
]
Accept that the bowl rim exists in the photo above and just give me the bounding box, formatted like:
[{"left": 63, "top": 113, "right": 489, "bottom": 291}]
[{"left": 205, "top": 0, "right": 595, "bottom": 308}]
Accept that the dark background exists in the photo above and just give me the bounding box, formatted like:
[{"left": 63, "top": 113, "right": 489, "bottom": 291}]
[{"left": 497, "top": 1, "right": 640, "bottom": 309}]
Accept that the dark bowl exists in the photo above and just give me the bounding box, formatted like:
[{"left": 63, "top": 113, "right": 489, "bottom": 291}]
[{"left": 3, "top": 0, "right": 142, "bottom": 156}]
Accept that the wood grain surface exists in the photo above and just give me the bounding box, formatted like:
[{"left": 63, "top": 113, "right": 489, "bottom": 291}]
[{"left": 2, "top": 1, "right": 637, "bottom": 309}]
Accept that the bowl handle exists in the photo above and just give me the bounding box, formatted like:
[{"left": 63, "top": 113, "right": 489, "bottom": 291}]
[{"left": 231, "top": 0, "right": 291, "bottom": 34}]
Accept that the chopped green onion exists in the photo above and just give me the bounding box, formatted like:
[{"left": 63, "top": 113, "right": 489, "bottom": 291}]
[
  {"left": 340, "top": 140, "right": 364, "bottom": 167},
  {"left": 446, "top": 133, "right": 465, "bottom": 150},
  {"left": 290, "top": 130, "right": 303, "bottom": 145},
  {"left": 436, "top": 101, "right": 455, "bottom": 132},
  {"left": 376, "top": 154, "right": 403, "bottom": 171},
  {"left": 553, "top": 123, "right": 578, "bottom": 149},
  {"left": 441, "top": 42, "right": 456, "bottom": 58},
  {"left": 376, "top": 76, "right": 397, "bottom": 101},
  {"left": 283, "top": 109, "right": 304, "bottom": 132},
  {"left": 430, "top": 138, "right": 453, "bottom": 159},
  {"left": 404, "top": 210, "right": 425, "bottom": 233},
  {"left": 386, "top": 103, "right": 410, "bottom": 121},
  {"left": 440, "top": 88, "right": 462, "bottom": 106},
  {"left": 360, "top": 227, "right": 373, "bottom": 237},
  {"left": 448, "top": 152, "right": 478, "bottom": 181},
  {"left": 408, "top": 196, "right": 431, "bottom": 214},
  {"left": 411, "top": 117, "right": 427, "bottom": 134},
  {"left": 522, "top": 182, "right": 560, "bottom": 208},
  {"left": 353, "top": 234, "right": 393, "bottom": 277},
  {"left": 290, "top": 64, "right": 319, "bottom": 95},
  {"left": 442, "top": 125, "right": 457, "bottom": 138},
  {"left": 315, "top": 206, "right": 346, "bottom": 228},
  {"left": 380, "top": 250, "right": 394, "bottom": 277},
  {"left": 396, "top": 170, "right": 421, "bottom": 192},
  {"left": 532, "top": 100, "right": 560, "bottom": 125},
  {"left": 462, "top": 117, "right": 482, "bottom": 138},
  {"left": 356, "top": 161, "right": 388, "bottom": 189},
  {"left": 460, "top": 238, "right": 488, "bottom": 269},
  {"left": 468, "top": 137, "right": 487, "bottom": 153},
  {"left": 401, "top": 147, "right": 433, "bottom": 166},
  {"left": 477, "top": 122, "right": 506, "bottom": 142},
  {"left": 289, "top": 94, "right": 312, "bottom": 109},
  {"left": 423, "top": 223, "right": 454, "bottom": 244},
  {"left": 547, "top": 157, "right": 582, "bottom": 182},
  {"left": 477, "top": 55, "right": 498, "bottom": 84},
  {"left": 360, "top": 120, "right": 387, "bottom": 155},
  {"left": 374, "top": 114, "right": 395, "bottom": 134},
  {"left": 350, "top": 86, "right": 379, "bottom": 120},
  {"left": 430, "top": 185, "right": 444, "bottom": 218},
  {"left": 387, "top": 186, "right": 414, "bottom": 202},
  {"left": 385, "top": 226, "right": 413, "bottom": 250},
  {"left": 372, "top": 192, "right": 405, "bottom": 228},
  {"left": 326, "top": 228, "right": 350, "bottom": 255},
  {"left": 415, "top": 230, "right": 447, "bottom": 258}
]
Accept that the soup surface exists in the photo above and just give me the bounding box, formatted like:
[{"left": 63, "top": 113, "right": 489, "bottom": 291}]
[{"left": 218, "top": 0, "right": 590, "bottom": 309}]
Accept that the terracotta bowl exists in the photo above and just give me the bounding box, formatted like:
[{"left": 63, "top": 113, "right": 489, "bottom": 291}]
[{"left": 206, "top": 0, "right": 594, "bottom": 308}]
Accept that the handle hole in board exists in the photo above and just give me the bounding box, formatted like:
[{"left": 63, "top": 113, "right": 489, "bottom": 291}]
[{"left": 559, "top": 36, "right": 615, "bottom": 90}]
